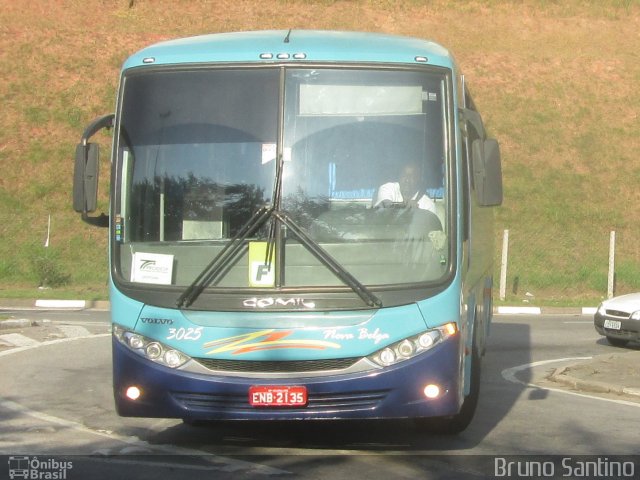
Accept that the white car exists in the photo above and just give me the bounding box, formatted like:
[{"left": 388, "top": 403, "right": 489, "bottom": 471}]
[{"left": 594, "top": 293, "right": 640, "bottom": 347}]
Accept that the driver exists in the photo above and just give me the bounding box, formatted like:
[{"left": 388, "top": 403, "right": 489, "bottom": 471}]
[{"left": 373, "top": 163, "right": 437, "bottom": 214}]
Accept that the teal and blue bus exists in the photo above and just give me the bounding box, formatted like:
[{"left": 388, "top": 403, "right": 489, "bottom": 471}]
[{"left": 73, "top": 30, "right": 502, "bottom": 433}]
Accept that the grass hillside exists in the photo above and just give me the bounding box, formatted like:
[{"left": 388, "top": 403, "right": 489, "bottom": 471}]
[{"left": 1, "top": 0, "right": 639, "bottom": 304}]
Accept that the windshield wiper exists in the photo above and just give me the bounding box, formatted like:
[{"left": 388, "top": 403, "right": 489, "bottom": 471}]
[
  {"left": 177, "top": 151, "right": 287, "bottom": 309},
  {"left": 176, "top": 204, "right": 382, "bottom": 308},
  {"left": 273, "top": 211, "right": 382, "bottom": 308},
  {"left": 264, "top": 153, "right": 285, "bottom": 283},
  {"left": 176, "top": 205, "right": 273, "bottom": 308},
  {"left": 177, "top": 148, "right": 381, "bottom": 309}
]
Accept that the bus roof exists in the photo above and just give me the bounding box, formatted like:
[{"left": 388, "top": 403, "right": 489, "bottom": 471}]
[{"left": 122, "top": 30, "right": 455, "bottom": 70}]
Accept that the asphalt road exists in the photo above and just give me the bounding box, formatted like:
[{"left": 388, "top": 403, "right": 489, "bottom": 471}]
[{"left": 1, "top": 310, "right": 638, "bottom": 479}]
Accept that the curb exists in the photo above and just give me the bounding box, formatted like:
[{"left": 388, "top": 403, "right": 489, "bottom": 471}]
[
  {"left": 0, "top": 299, "right": 110, "bottom": 311},
  {"left": 549, "top": 363, "right": 640, "bottom": 399},
  {"left": 0, "top": 319, "right": 32, "bottom": 330},
  {"left": 35, "top": 299, "right": 87, "bottom": 309}
]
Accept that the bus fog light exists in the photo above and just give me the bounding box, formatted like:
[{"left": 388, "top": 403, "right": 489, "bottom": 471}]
[
  {"left": 423, "top": 384, "right": 441, "bottom": 399},
  {"left": 126, "top": 386, "right": 142, "bottom": 400},
  {"left": 145, "top": 342, "right": 163, "bottom": 359}
]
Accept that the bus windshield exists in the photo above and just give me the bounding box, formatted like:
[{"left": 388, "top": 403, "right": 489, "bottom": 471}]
[{"left": 114, "top": 66, "right": 450, "bottom": 294}]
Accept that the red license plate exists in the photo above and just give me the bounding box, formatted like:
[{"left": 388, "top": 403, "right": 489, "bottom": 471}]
[{"left": 249, "top": 385, "right": 308, "bottom": 407}]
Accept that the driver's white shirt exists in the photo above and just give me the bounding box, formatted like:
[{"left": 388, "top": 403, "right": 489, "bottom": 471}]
[{"left": 374, "top": 182, "right": 436, "bottom": 214}]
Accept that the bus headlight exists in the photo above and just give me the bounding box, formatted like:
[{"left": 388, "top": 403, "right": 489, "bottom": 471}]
[
  {"left": 368, "top": 322, "right": 457, "bottom": 368},
  {"left": 145, "top": 342, "right": 163, "bottom": 360},
  {"left": 397, "top": 340, "right": 415, "bottom": 357},
  {"left": 113, "top": 325, "right": 190, "bottom": 369},
  {"left": 378, "top": 348, "right": 396, "bottom": 366},
  {"left": 127, "top": 333, "right": 145, "bottom": 350}
]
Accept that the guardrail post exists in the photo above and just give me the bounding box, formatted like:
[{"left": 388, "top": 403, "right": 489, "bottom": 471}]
[
  {"left": 499, "top": 229, "right": 509, "bottom": 301},
  {"left": 608, "top": 231, "right": 615, "bottom": 299}
]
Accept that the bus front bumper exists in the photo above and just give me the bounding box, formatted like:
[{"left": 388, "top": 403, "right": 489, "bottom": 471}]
[{"left": 113, "top": 335, "right": 463, "bottom": 421}]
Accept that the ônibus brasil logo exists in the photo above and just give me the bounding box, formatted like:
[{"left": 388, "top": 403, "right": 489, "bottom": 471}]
[{"left": 8, "top": 456, "right": 73, "bottom": 480}]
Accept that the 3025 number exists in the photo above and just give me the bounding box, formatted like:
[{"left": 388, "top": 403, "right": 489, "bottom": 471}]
[{"left": 167, "top": 327, "right": 203, "bottom": 341}]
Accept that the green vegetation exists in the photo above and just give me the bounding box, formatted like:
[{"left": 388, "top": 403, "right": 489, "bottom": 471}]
[{"left": 1, "top": 0, "right": 639, "bottom": 304}]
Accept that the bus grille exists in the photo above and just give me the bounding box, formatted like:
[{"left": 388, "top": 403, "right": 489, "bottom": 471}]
[
  {"left": 171, "top": 390, "right": 389, "bottom": 412},
  {"left": 193, "top": 357, "right": 361, "bottom": 373}
]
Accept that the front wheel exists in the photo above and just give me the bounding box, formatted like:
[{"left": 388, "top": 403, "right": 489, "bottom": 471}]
[{"left": 606, "top": 336, "right": 629, "bottom": 348}]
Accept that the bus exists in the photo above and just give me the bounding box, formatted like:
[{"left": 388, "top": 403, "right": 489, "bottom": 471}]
[{"left": 73, "top": 30, "right": 502, "bottom": 433}]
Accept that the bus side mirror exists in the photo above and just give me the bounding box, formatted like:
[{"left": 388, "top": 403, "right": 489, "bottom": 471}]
[
  {"left": 472, "top": 138, "right": 503, "bottom": 207},
  {"left": 72, "top": 114, "right": 114, "bottom": 227},
  {"left": 73, "top": 143, "right": 99, "bottom": 213}
]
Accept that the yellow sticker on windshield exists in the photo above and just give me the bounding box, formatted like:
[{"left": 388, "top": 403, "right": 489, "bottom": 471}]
[{"left": 248, "top": 242, "right": 275, "bottom": 287}]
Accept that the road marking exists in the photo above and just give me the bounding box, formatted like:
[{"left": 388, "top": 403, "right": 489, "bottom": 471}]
[
  {"left": 57, "top": 324, "right": 92, "bottom": 338},
  {"left": 0, "top": 334, "right": 107, "bottom": 358},
  {"left": 0, "top": 334, "right": 290, "bottom": 476},
  {"left": 54, "top": 321, "right": 111, "bottom": 327},
  {"left": 502, "top": 357, "right": 640, "bottom": 408},
  {"left": 0, "top": 333, "right": 40, "bottom": 347}
]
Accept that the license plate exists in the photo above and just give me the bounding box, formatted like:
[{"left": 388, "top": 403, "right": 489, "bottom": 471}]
[
  {"left": 249, "top": 386, "right": 307, "bottom": 407},
  {"left": 604, "top": 319, "right": 622, "bottom": 330}
]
